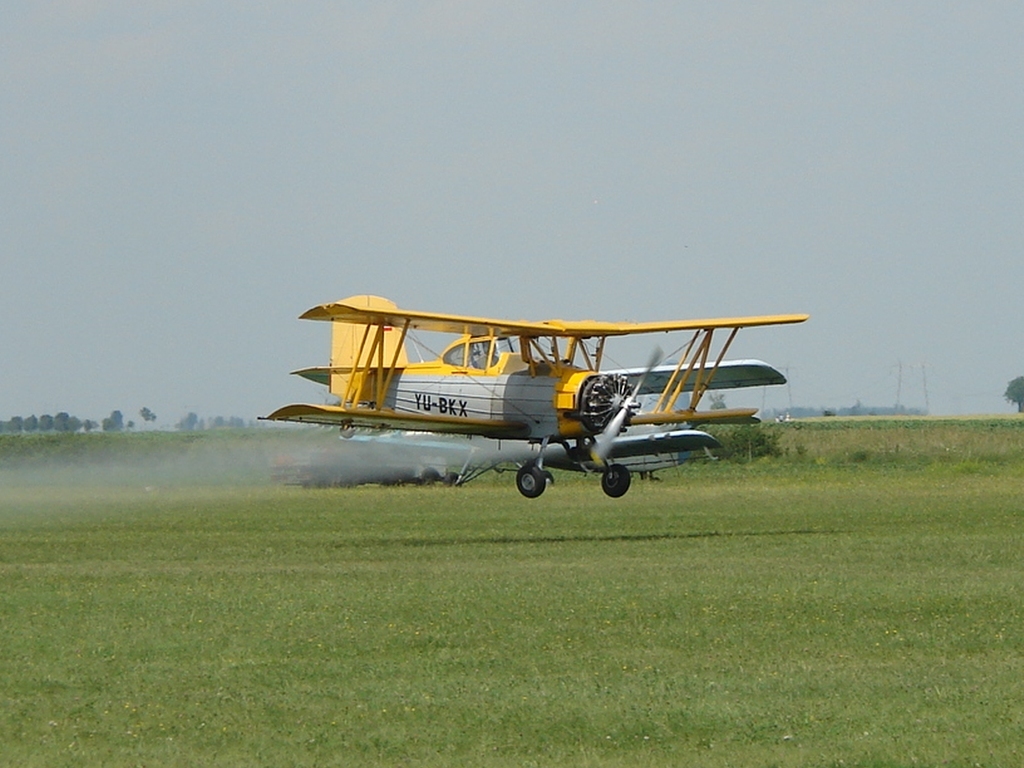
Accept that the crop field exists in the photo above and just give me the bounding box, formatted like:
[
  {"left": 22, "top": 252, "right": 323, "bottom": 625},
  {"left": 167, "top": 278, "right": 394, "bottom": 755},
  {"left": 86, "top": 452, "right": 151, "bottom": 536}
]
[{"left": 1, "top": 419, "right": 1023, "bottom": 766}]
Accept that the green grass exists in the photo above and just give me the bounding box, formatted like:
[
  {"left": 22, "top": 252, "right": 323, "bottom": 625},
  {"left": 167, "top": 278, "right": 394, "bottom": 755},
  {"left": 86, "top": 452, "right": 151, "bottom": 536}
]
[{"left": 2, "top": 423, "right": 1024, "bottom": 765}]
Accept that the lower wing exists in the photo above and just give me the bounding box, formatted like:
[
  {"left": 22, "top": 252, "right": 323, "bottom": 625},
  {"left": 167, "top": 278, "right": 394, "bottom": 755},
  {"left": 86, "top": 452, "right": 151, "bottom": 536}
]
[{"left": 262, "top": 403, "right": 529, "bottom": 439}]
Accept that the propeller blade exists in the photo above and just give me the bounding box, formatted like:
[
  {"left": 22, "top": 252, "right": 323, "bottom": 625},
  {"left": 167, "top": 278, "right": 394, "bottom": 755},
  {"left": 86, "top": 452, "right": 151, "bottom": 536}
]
[
  {"left": 591, "top": 407, "right": 628, "bottom": 463},
  {"left": 590, "top": 346, "right": 663, "bottom": 465},
  {"left": 630, "top": 346, "right": 663, "bottom": 398}
]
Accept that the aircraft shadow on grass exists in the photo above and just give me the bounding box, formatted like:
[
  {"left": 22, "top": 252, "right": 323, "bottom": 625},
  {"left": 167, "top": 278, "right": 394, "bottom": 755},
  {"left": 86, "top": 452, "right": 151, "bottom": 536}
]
[{"left": 333, "top": 529, "right": 837, "bottom": 549}]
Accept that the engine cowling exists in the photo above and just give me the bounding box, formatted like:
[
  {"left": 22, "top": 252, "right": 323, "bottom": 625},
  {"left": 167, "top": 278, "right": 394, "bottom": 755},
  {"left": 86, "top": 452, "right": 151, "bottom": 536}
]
[{"left": 576, "top": 373, "right": 631, "bottom": 433}]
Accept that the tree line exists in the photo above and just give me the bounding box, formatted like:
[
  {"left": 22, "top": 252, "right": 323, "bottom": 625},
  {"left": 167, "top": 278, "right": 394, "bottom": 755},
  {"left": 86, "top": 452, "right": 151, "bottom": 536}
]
[
  {"left": 0, "top": 409, "right": 150, "bottom": 434},
  {"left": 1, "top": 412, "right": 96, "bottom": 434},
  {"left": 1, "top": 408, "right": 251, "bottom": 433}
]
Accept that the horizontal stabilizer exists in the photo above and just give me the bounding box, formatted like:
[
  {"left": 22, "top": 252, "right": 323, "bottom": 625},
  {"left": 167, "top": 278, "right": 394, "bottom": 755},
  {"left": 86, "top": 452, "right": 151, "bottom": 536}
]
[{"left": 292, "top": 367, "right": 331, "bottom": 386}]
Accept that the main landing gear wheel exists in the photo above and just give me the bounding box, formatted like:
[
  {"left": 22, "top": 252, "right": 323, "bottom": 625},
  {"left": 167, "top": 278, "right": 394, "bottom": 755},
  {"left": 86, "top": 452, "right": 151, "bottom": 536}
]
[
  {"left": 516, "top": 461, "right": 549, "bottom": 498},
  {"left": 601, "top": 463, "right": 631, "bottom": 498}
]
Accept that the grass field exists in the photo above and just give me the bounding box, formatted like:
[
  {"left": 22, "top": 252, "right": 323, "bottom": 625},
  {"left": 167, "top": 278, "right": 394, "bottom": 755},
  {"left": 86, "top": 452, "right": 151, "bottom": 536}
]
[{"left": 1, "top": 420, "right": 1023, "bottom": 766}]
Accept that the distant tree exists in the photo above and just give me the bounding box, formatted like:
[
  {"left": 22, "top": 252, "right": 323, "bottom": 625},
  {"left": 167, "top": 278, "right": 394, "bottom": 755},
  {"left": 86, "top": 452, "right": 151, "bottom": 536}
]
[
  {"left": 38, "top": 414, "right": 55, "bottom": 432},
  {"left": 23, "top": 415, "right": 38, "bottom": 432},
  {"left": 52, "top": 412, "right": 82, "bottom": 433},
  {"left": 139, "top": 407, "right": 157, "bottom": 425},
  {"left": 206, "top": 415, "right": 248, "bottom": 429},
  {"left": 709, "top": 393, "right": 727, "bottom": 411},
  {"left": 1006, "top": 377, "right": 1024, "bottom": 413},
  {"left": 7, "top": 416, "right": 23, "bottom": 433},
  {"left": 101, "top": 410, "right": 124, "bottom": 432},
  {"left": 82, "top": 420, "right": 98, "bottom": 433},
  {"left": 177, "top": 412, "right": 200, "bottom": 431}
]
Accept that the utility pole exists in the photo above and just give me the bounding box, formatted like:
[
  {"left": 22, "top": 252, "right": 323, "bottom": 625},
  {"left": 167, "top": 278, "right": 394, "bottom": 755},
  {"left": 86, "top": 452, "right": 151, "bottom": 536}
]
[
  {"left": 894, "top": 360, "right": 903, "bottom": 411},
  {"left": 921, "top": 362, "right": 930, "bottom": 414}
]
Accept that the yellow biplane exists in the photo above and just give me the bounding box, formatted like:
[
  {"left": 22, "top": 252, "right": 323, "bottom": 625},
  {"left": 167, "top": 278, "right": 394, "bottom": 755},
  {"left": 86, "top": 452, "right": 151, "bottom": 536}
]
[{"left": 265, "top": 295, "right": 808, "bottom": 498}]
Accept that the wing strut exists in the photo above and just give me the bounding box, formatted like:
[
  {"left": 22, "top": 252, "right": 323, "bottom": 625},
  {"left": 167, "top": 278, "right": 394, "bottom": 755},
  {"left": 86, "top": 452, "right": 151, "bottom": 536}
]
[
  {"left": 688, "top": 327, "right": 739, "bottom": 411},
  {"left": 338, "top": 317, "right": 411, "bottom": 409},
  {"left": 342, "top": 322, "right": 374, "bottom": 407},
  {"left": 648, "top": 325, "right": 741, "bottom": 417},
  {"left": 377, "top": 319, "right": 410, "bottom": 407}
]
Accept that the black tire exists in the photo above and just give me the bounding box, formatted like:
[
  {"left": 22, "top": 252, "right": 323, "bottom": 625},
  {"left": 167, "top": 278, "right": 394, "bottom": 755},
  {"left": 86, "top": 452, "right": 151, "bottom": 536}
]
[
  {"left": 601, "top": 463, "right": 631, "bottom": 498},
  {"left": 419, "top": 468, "right": 442, "bottom": 485},
  {"left": 516, "top": 462, "right": 547, "bottom": 498}
]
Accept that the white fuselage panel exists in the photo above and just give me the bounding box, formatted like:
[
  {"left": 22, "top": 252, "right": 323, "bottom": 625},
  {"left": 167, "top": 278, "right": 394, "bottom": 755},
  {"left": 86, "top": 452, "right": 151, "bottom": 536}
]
[{"left": 385, "top": 372, "right": 559, "bottom": 439}]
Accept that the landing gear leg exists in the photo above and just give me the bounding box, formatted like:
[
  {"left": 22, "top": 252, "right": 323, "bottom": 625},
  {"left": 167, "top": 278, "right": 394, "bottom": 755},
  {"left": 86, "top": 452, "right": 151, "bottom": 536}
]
[{"left": 600, "top": 463, "right": 631, "bottom": 498}]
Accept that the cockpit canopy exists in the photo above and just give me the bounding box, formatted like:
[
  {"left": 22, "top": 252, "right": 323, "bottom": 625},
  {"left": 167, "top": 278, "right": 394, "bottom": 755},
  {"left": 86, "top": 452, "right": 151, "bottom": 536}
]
[{"left": 441, "top": 337, "right": 519, "bottom": 371}]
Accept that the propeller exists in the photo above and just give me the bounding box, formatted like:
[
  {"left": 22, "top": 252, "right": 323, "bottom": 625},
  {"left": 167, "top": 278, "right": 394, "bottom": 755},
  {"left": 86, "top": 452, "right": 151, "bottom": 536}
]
[{"left": 590, "top": 346, "right": 662, "bottom": 465}]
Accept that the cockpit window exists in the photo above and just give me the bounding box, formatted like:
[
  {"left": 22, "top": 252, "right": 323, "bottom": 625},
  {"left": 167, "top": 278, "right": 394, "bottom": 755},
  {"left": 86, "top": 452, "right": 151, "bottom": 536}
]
[
  {"left": 495, "top": 337, "right": 518, "bottom": 355},
  {"left": 467, "top": 341, "right": 492, "bottom": 370},
  {"left": 443, "top": 337, "right": 517, "bottom": 370},
  {"left": 442, "top": 343, "right": 466, "bottom": 367}
]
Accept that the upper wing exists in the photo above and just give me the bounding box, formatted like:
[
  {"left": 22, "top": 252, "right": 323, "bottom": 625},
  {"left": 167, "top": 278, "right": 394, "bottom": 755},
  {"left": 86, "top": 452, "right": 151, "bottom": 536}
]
[
  {"left": 300, "top": 297, "right": 809, "bottom": 338},
  {"left": 551, "top": 314, "right": 809, "bottom": 337},
  {"left": 299, "top": 301, "right": 559, "bottom": 336},
  {"left": 263, "top": 403, "right": 530, "bottom": 439}
]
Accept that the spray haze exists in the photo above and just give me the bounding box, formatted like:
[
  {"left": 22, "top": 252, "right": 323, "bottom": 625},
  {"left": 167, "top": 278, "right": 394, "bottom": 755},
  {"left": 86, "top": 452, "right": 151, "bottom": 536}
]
[{"left": 0, "top": 428, "right": 499, "bottom": 497}]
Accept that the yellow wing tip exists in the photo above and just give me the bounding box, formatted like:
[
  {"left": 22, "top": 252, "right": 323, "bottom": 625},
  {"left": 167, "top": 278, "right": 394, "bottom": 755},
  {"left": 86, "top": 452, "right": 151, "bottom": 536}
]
[{"left": 301, "top": 294, "right": 400, "bottom": 321}]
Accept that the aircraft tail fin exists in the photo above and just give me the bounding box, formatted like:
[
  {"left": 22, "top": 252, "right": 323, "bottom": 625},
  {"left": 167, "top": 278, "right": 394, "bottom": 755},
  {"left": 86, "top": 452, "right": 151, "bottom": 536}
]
[{"left": 328, "top": 295, "right": 409, "bottom": 396}]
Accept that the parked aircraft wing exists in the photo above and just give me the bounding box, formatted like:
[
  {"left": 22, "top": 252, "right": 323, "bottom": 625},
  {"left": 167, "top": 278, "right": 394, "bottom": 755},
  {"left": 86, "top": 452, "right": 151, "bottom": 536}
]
[
  {"left": 603, "top": 428, "right": 721, "bottom": 458},
  {"left": 612, "top": 359, "right": 787, "bottom": 396}
]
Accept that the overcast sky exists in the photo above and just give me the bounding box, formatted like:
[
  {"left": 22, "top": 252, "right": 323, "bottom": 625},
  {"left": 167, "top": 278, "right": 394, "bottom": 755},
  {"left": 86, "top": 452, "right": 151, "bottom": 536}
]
[{"left": 3, "top": 2, "right": 1022, "bottom": 425}]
